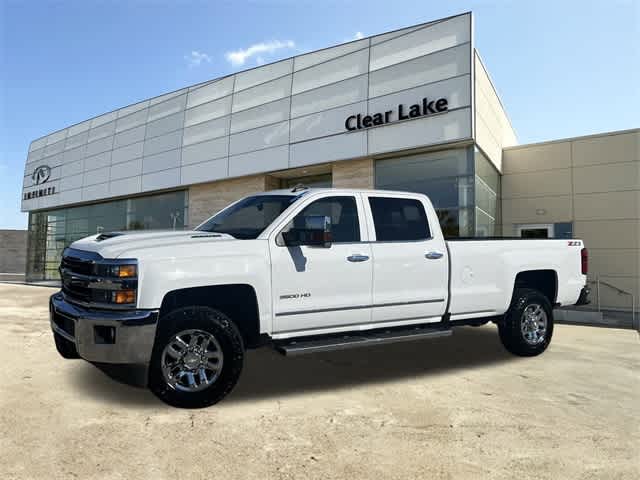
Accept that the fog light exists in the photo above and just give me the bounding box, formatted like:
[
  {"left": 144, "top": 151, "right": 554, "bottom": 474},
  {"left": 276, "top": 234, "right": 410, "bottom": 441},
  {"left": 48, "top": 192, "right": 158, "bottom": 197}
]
[
  {"left": 117, "top": 265, "right": 137, "bottom": 278},
  {"left": 94, "top": 325, "right": 116, "bottom": 344},
  {"left": 113, "top": 290, "right": 136, "bottom": 304}
]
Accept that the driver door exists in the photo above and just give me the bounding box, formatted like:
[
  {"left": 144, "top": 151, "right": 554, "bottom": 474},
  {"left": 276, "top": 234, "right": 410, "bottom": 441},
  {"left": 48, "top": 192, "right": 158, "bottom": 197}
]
[{"left": 270, "top": 194, "right": 373, "bottom": 335}]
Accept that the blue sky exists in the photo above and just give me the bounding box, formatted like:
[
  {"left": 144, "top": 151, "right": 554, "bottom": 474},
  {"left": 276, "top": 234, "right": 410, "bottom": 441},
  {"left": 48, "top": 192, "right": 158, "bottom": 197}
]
[{"left": 1, "top": 0, "right": 638, "bottom": 229}]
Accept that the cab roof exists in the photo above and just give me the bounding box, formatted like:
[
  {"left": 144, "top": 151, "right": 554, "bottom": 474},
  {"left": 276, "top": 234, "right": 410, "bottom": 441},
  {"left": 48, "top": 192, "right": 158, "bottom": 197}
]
[{"left": 255, "top": 187, "right": 424, "bottom": 197}]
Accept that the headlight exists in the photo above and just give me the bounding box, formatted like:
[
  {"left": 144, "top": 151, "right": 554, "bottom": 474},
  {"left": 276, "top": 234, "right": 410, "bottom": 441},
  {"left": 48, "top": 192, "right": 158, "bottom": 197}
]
[
  {"left": 114, "top": 264, "right": 137, "bottom": 278},
  {"left": 96, "top": 263, "right": 137, "bottom": 278}
]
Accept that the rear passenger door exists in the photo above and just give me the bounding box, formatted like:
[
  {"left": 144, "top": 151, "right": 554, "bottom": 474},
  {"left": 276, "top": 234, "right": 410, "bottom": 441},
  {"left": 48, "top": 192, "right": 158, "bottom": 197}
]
[{"left": 364, "top": 194, "right": 448, "bottom": 324}]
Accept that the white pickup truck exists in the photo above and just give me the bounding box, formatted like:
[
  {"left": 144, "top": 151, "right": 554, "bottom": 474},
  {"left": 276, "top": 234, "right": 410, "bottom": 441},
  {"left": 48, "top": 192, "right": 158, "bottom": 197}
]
[{"left": 50, "top": 187, "right": 589, "bottom": 408}]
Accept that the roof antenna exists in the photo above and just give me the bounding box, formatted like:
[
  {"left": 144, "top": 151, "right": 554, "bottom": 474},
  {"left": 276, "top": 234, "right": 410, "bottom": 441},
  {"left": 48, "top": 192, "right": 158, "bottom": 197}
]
[{"left": 291, "top": 184, "right": 309, "bottom": 192}]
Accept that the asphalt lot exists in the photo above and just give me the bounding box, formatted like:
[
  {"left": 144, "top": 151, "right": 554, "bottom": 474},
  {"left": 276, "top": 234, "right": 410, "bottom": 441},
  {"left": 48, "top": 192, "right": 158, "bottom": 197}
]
[{"left": 1, "top": 283, "right": 638, "bottom": 480}]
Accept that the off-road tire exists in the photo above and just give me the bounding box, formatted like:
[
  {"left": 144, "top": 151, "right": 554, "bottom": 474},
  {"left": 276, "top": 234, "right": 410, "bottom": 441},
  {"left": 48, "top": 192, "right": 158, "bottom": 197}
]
[
  {"left": 54, "top": 331, "right": 80, "bottom": 359},
  {"left": 148, "top": 306, "right": 244, "bottom": 408},
  {"left": 498, "top": 288, "right": 554, "bottom": 357}
]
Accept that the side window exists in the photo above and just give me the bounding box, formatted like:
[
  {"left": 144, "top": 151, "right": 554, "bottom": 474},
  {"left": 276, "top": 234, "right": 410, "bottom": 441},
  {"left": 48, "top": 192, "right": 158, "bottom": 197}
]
[
  {"left": 368, "top": 197, "right": 430, "bottom": 241},
  {"left": 286, "top": 196, "right": 360, "bottom": 243}
]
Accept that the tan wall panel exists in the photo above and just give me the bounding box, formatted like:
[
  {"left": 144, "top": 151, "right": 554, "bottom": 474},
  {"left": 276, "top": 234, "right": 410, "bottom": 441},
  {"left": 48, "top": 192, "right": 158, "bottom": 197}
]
[
  {"left": 502, "top": 169, "right": 572, "bottom": 199},
  {"left": 0, "top": 230, "right": 27, "bottom": 274},
  {"left": 503, "top": 141, "right": 571, "bottom": 174},
  {"left": 574, "top": 191, "right": 640, "bottom": 221},
  {"left": 188, "top": 174, "right": 270, "bottom": 227},
  {"left": 332, "top": 158, "right": 374, "bottom": 189},
  {"left": 572, "top": 131, "right": 640, "bottom": 167},
  {"left": 588, "top": 249, "right": 639, "bottom": 278},
  {"left": 573, "top": 161, "right": 640, "bottom": 194},
  {"left": 502, "top": 130, "right": 640, "bottom": 312},
  {"left": 573, "top": 220, "right": 639, "bottom": 249},
  {"left": 502, "top": 196, "right": 572, "bottom": 225},
  {"left": 593, "top": 276, "right": 639, "bottom": 310}
]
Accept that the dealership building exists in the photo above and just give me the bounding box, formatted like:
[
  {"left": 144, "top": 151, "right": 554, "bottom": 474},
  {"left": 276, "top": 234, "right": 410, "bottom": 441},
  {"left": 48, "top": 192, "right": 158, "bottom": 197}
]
[{"left": 20, "top": 12, "right": 639, "bottom": 312}]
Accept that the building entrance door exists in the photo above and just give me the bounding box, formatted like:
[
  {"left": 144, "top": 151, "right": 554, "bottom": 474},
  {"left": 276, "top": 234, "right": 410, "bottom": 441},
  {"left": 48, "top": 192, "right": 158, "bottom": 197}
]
[{"left": 516, "top": 224, "right": 554, "bottom": 238}]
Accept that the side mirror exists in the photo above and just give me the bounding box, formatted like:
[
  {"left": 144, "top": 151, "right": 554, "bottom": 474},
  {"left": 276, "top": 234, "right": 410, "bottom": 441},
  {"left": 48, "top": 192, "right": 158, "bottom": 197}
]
[{"left": 282, "top": 215, "right": 332, "bottom": 247}]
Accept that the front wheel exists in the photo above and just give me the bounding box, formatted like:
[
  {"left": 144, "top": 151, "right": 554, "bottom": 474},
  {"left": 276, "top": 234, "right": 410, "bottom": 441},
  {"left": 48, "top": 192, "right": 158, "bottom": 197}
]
[
  {"left": 148, "top": 306, "right": 244, "bottom": 408},
  {"left": 498, "top": 288, "right": 554, "bottom": 357}
]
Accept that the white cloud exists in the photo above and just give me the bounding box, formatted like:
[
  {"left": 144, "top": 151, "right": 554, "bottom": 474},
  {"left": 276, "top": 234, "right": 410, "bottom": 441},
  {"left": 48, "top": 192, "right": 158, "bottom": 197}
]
[
  {"left": 225, "top": 40, "right": 295, "bottom": 67},
  {"left": 354, "top": 31, "right": 364, "bottom": 40},
  {"left": 185, "top": 50, "right": 212, "bottom": 68}
]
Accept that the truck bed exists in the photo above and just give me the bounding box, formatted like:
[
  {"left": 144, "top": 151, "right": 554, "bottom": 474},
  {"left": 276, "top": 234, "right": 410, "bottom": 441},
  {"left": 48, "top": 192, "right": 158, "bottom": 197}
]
[{"left": 445, "top": 238, "right": 585, "bottom": 321}]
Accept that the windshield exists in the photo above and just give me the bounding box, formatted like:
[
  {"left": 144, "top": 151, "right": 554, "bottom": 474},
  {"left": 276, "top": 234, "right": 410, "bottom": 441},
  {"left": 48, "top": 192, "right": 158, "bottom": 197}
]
[{"left": 196, "top": 194, "right": 300, "bottom": 239}]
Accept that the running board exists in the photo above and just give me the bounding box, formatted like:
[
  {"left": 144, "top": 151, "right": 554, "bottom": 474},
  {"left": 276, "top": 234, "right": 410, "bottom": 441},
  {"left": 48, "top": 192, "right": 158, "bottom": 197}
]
[{"left": 274, "top": 326, "right": 452, "bottom": 356}]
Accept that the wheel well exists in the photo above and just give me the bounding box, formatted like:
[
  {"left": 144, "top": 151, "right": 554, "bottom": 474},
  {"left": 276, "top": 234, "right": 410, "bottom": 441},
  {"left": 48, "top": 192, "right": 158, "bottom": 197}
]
[
  {"left": 160, "top": 284, "right": 262, "bottom": 348},
  {"left": 514, "top": 270, "right": 558, "bottom": 305}
]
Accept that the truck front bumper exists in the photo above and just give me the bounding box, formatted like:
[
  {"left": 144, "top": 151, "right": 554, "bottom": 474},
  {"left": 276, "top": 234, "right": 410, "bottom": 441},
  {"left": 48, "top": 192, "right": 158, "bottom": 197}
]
[{"left": 50, "top": 292, "right": 159, "bottom": 364}]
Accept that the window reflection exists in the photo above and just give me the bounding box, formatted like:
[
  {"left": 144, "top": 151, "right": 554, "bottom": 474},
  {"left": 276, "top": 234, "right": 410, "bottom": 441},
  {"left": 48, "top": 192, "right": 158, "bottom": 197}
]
[
  {"left": 474, "top": 150, "right": 500, "bottom": 237},
  {"left": 375, "top": 148, "right": 474, "bottom": 237},
  {"left": 26, "top": 190, "right": 188, "bottom": 281}
]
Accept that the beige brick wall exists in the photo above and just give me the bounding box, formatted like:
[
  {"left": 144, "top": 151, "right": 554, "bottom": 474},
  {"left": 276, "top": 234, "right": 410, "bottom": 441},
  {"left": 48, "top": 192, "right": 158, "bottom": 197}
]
[
  {"left": 188, "top": 174, "right": 274, "bottom": 227},
  {"left": 189, "top": 158, "right": 374, "bottom": 228},
  {"left": 502, "top": 129, "right": 640, "bottom": 311},
  {"left": 332, "top": 158, "right": 374, "bottom": 189},
  {"left": 0, "top": 230, "right": 27, "bottom": 274}
]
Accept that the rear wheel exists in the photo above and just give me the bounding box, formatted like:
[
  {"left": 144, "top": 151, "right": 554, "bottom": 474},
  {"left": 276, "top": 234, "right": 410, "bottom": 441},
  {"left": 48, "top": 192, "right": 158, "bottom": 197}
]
[
  {"left": 499, "top": 288, "right": 553, "bottom": 357},
  {"left": 149, "top": 306, "right": 244, "bottom": 408},
  {"left": 54, "top": 332, "right": 80, "bottom": 359}
]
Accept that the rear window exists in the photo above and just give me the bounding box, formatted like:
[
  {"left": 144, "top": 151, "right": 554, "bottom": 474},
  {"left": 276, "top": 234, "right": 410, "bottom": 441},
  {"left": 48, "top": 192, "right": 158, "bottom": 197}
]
[{"left": 368, "top": 197, "right": 430, "bottom": 241}]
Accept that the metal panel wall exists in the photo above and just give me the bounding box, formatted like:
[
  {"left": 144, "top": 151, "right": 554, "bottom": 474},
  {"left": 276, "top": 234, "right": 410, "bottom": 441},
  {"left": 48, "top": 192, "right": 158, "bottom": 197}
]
[{"left": 22, "top": 13, "right": 473, "bottom": 212}]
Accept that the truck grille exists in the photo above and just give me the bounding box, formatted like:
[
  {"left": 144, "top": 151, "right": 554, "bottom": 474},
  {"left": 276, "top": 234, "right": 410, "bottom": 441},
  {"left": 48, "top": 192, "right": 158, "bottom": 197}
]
[
  {"left": 61, "top": 254, "right": 95, "bottom": 276},
  {"left": 59, "top": 248, "right": 137, "bottom": 308},
  {"left": 60, "top": 250, "right": 99, "bottom": 304}
]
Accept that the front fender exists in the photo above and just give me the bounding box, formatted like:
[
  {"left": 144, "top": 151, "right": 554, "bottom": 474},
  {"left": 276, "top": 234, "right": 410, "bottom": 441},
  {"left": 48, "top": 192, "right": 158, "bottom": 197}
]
[{"left": 132, "top": 242, "right": 273, "bottom": 333}]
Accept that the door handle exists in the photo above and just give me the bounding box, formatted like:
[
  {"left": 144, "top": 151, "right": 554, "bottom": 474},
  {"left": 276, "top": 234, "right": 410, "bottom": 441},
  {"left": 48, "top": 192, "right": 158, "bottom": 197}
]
[
  {"left": 425, "top": 251, "right": 444, "bottom": 260},
  {"left": 347, "top": 254, "right": 370, "bottom": 262}
]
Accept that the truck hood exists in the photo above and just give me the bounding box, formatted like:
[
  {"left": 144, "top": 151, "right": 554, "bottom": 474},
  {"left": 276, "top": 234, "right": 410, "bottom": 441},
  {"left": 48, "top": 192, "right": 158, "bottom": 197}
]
[{"left": 69, "top": 230, "right": 236, "bottom": 258}]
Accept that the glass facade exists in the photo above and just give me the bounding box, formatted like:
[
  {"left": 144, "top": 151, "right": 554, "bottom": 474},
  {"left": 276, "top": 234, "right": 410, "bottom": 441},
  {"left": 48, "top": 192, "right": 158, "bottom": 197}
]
[
  {"left": 375, "top": 147, "right": 501, "bottom": 237},
  {"left": 474, "top": 149, "right": 501, "bottom": 237},
  {"left": 375, "top": 148, "right": 474, "bottom": 237},
  {"left": 27, "top": 190, "right": 188, "bottom": 281}
]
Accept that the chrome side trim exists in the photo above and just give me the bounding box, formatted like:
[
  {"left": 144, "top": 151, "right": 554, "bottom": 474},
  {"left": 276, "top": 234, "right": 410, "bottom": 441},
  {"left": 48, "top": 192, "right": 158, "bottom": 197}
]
[
  {"left": 449, "top": 310, "right": 496, "bottom": 319},
  {"left": 275, "top": 298, "right": 445, "bottom": 317},
  {"left": 275, "top": 314, "right": 442, "bottom": 335}
]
